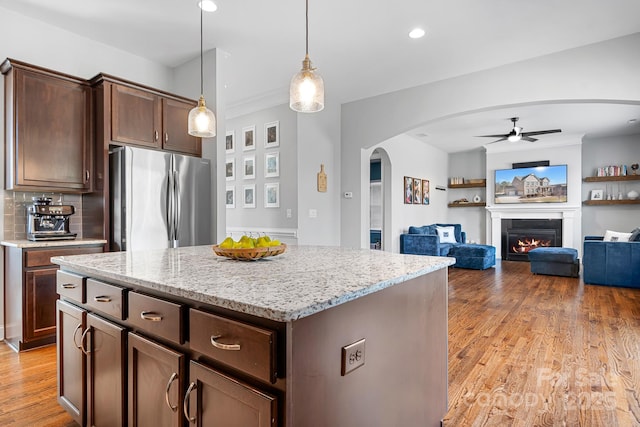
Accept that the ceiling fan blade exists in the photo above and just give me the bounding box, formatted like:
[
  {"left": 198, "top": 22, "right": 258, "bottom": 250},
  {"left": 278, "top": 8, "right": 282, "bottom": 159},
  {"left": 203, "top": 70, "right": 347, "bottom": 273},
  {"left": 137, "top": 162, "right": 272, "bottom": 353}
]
[
  {"left": 521, "top": 136, "right": 538, "bottom": 142},
  {"left": 476, "top": 133, "right": 509, "bottom": 138},
  {"left": 521, "top": 129, "right": 561, "bottom": 137},
  {"left": 484, "top": 137, "right": 508, "bottom": 144}
]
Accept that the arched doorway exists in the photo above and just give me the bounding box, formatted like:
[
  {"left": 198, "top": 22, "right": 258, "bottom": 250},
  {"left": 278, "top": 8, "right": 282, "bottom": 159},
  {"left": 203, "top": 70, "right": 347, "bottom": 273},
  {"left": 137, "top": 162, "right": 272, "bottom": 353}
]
[{"left": 369, "top": 148, "right": 392, "bottom": 251}]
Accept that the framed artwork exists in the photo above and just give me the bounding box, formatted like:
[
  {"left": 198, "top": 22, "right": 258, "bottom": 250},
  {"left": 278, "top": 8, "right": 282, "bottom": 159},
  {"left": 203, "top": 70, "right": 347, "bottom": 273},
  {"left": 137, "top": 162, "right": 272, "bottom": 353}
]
[
  {"left": 413, "top": 178, "right": 422, "bottom": 204},
  {"left": 225, "top": 186, "right": 235, "bottom": 208},
  {"left": 404, "top": 176, "right": 413, "bottom": 204},
  {"left": 243, "top": 155, "right": 255, "bottom": 180},
  {"left": 225, "top": 130, "right": 235, "bottom": 154},
  {"left": 265, "top": 121, "right": 279, "bottom": 148},
  {"left": 243, "top": 184, "right": 256, "bottom": 208},
  {"left": 242, "top": 125, "right": 256, "bottom": 151},
  {"left": 264, "top": 183, "right": 280, "bottom": 208},
  {"left": 422, "top": 179, "right": 430, "bottom": 205},
  {"left": 590, "top": 189, "right": 604, "bottom": 200},
  {"left": 225, "top": 158, "right": 235, "bottom": 181},
  {"left": 265, "top": 152, "right": 280, "bottom": 178}
]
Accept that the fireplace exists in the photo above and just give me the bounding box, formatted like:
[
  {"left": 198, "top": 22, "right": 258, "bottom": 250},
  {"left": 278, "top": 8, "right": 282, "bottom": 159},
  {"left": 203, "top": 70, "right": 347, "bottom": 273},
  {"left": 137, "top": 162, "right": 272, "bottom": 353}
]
[{"left": 501, "top": 219, "right": 562, "bottom": 261}]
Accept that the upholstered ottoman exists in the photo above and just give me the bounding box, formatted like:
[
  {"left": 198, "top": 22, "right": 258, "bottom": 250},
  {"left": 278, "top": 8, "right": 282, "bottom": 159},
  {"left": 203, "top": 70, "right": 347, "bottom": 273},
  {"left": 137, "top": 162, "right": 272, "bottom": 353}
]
[
  {"left": 449, "top": 244, "right": 496, "bottom": 270},
  {"left": 528, "top": 247, "right": 579, "bottom": 278}
]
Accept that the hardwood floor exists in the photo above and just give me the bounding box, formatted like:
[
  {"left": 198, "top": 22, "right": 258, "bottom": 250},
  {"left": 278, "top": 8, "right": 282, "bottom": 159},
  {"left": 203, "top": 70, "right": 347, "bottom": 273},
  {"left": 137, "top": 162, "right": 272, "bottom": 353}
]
[
  {"left": 1, "top": 260, "right": 638, "bottom": 426},
  {"left": 444, "top": 260, "right": 640, "bottom": 427}
]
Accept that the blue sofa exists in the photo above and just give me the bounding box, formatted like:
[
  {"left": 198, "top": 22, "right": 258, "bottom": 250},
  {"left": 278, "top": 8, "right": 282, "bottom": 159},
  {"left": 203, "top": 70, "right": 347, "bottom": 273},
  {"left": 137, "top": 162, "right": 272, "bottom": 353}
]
[
  {"left": 400, "top": 224, "right": 465, "bottom": 257},
  {"left": 583, "top": 236, "right": 640, "bottom": 288}
]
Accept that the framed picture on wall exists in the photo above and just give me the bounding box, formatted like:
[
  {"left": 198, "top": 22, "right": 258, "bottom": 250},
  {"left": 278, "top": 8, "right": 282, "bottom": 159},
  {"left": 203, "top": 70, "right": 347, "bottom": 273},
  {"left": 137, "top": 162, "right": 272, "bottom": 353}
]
[
  {"left": 225, "top": 186, "right": 235, "bottom": 208},
  {"left": 413, "top": 178, "right": 422, "bottom": 204},
  {"left": 265, "top": 152, "right": 280, "bottom": 178},
  {"left": 265, "top": 183, "right": 280, "bottom": 208},
  {"left": 243, "top": 155, "right": 255, "bottom": 179},
  {"left": 590, "top": 189, "right": 604, "bottom": 200},
  {"left": 225, "top": 130, "right": 235, "bottom": 154},
  {"left": 242, "top": 125, "right": 256, "bottom": 151},
  {"left": 225, "top": 158, "right": 235, "bottom": 181},
  {"left": 243, "top": 184, "right": 256, "bottom": 208},
  {"left": 422, "top": 179, "right": 430, "bottom": 205},
  {"left": 265, "top": 121, "right": 279, "bottom": 148},
  {"left": 404, "top": 176, "right": 413, "bottom": 204}
]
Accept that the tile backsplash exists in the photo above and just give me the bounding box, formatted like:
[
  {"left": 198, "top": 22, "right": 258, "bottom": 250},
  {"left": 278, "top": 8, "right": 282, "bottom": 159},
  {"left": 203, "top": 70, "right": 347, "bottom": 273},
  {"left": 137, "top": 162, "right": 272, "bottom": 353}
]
[{"left": 3, "top": 191, "right": 83, "bottom": 240}]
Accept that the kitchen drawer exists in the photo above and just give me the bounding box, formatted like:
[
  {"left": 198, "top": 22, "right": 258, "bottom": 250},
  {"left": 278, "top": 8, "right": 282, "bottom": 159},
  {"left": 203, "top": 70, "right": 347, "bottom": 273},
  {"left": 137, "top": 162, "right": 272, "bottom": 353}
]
[
  {"left": 56, "top": 270, "right": 85, "bottom": 303},
  {"left": 86, "top": 279, "right": 126, "bottom": 320},
  {"left": 26, "top": 246, "right": 103, "bottom": 268},
  {"left": 189, "top": 309, "right": 277, "bottom": 384},
  {"left": 128, "top": 292, "right": 184, "bottom": 344}
]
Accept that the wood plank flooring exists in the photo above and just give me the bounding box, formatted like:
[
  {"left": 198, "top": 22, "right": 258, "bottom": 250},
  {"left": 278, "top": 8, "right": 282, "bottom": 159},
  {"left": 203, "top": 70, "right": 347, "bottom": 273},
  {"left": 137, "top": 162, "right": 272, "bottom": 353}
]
[{"left": 0, "top": 260, "right": 638, "bottom": 426}]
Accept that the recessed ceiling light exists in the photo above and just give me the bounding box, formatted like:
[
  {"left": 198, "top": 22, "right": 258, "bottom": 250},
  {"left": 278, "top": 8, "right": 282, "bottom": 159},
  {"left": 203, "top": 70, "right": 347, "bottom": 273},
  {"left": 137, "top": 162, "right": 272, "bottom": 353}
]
[
  {"left": 409, "top": 28, "right": 426, "bottom": 39},
  {"left": 198, "top": 0, "right": 217, "bottom": 12}
]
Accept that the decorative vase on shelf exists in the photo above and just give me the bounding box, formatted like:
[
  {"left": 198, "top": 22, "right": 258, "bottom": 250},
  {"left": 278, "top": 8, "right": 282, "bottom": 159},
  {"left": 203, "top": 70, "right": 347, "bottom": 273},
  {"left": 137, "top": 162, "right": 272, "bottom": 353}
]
[
  {"left": 473, "top": 194, "right": 481, "bottom": 203},
  {"left": 627, "top": 190, "right": 639, "bottom": 200}
]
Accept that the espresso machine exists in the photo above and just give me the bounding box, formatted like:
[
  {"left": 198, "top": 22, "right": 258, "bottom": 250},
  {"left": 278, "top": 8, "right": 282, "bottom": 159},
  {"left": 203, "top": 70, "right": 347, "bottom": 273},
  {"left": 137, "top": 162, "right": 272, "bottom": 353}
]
[{"left": 26, "top": 197, "right": 77, "bottom": 241}]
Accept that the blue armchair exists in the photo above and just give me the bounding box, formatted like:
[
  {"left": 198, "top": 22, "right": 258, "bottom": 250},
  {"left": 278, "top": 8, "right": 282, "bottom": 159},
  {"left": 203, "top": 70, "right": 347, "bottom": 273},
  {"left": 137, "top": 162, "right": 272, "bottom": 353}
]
[
  {"left": 583, "top": 236, "right": 640, "bottom": 288},
  {"left": 400, "top": 224, "right": 466, "bottom": 256}
]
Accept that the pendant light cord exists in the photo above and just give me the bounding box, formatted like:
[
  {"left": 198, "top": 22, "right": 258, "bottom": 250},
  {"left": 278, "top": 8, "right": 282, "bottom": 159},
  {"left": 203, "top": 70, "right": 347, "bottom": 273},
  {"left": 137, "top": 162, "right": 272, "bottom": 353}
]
[
  {"left": 200, "top": 5, "right": 204, "bottom": 95},
  {"left": 305, "top": 0, "right": 309, "bottom": 56}
]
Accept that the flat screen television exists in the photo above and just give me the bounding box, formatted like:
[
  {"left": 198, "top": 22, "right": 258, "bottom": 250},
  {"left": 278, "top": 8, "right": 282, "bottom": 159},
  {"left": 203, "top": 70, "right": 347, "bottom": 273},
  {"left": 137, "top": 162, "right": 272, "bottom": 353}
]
[{"left": 494, "top": 164, "right": 567, "bottom": 204}]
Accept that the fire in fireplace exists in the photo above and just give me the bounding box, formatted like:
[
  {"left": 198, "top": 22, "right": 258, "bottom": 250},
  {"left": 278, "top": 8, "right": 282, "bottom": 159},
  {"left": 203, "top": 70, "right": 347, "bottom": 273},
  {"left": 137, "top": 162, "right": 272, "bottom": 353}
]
[{"left": 501, "top": 219, "right": 562, "bottom": 261}]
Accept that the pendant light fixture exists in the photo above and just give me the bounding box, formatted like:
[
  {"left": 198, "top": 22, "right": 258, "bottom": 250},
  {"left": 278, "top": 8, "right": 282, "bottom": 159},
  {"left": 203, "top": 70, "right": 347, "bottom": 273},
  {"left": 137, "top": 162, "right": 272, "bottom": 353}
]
[
  {"left": 188, "top": 3, "right": 216, "bottom": 137},
  {"left": 289, "top": 0, "right": 324, "bottom": 113}
]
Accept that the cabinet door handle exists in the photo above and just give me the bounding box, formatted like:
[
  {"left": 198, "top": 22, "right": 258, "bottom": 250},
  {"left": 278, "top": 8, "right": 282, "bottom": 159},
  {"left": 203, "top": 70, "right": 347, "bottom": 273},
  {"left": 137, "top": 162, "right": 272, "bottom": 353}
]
[
  {"left": 210, "top": 335, "right": 241, "bottom": 351},
  {"left": 165, "top": 132, "right": 169, "bottom": 143},
  {"left": 61, "top": 283, "right": 77, "bottom": 289},
  {"left": 165, "top": 372, "right": 179, "bottom": 412},
  {"left": 155, "top": 130, "right": 159, "bottom": 141},
  {"left": 85, "top": 170, "right": 90, "bottom": 182},
  {"left": 183, "top": 381, "right": 197, "bottom": 424},
  {"left": 80, "top": 328, "right": 92, "bottom": 355},
  {"left": 72, "top": 323, "right": 83, "bottom": 350},
  {"left": 93, "top": 296, "right": 112, "bottom": 303},
  {"left": 140, "top": 311, "right": 163, "bottom": 322}
]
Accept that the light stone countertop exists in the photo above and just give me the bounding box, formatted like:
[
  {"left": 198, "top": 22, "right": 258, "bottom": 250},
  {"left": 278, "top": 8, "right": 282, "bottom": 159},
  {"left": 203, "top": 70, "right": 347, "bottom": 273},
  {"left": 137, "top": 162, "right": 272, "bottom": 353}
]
[
  {"left": 1, "top": 238, "right": 107, "bottom": 248},
  {"left": 52, "top": 245, "right": 454, "bottom": 322}
]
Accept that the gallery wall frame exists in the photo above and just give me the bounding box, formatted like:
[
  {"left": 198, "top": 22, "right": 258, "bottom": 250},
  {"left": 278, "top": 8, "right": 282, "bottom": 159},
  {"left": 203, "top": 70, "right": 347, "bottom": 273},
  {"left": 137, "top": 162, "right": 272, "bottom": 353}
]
[
  {"left": 225, "top": 130, "right": 235, "bottom": 154},
  {"left": 242, "top": 125, "right": 256, "bottom": 151},
  {"left": 265, "top": 121, "right": 279, "bottom": 148},
  {"left": 226, "top": 186, "right": 235, "bottom": 208},
  {"left": 243, "top": 155, "right": 256, "bottom": 180},
  {"left": 404, "top": 176, "right": 430, "bottom": 205},
  {"left": 265, "top": 152, "right": 280, "bottom": 178},
  {"left": 225, "top": 158, "right": 235, "bottom": 181},
  {"left": 265, "top": 182, "right": 280, "bottom": 208},
  {"left": 243, "top": 184, "right": 256, "bottom": 208}
]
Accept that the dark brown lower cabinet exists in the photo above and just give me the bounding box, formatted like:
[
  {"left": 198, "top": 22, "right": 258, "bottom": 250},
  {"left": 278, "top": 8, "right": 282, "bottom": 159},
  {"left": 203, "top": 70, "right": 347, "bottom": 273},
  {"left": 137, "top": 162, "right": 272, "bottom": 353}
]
[
  {"left": 184, "top": 361, "right": 277, "bottom": 427},
  {"left": 56, "top": 300, "right": 87, "bottom": 426},
  {"left": 87, "top": 313, "right": 126, "bottom": 427},
  {"left": 128, "top": 333, "right": 185, "bottom": 427}
]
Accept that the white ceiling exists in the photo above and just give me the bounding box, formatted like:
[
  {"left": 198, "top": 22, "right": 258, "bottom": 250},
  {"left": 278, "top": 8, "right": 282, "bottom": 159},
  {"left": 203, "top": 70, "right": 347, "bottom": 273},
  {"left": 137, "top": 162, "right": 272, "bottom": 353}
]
[{"left": 2, "top": 0, "right": 640, "bottom": 152}]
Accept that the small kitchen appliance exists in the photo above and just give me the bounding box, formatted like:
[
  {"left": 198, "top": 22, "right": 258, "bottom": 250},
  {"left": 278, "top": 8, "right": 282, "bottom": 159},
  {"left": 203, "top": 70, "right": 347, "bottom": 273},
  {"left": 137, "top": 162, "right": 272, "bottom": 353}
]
[{"left": 26, "top": 197, "right": 77, "bottom": 241}]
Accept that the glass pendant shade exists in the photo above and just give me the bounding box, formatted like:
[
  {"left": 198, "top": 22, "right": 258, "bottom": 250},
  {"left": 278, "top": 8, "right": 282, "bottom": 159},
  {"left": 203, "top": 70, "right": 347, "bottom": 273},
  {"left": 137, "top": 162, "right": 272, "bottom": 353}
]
[
  {"left": 290, "top": 55, "right": 324, "bottom": 113},
  {"left": 188, "top": 95, "right": 216, "bottom": 138}
]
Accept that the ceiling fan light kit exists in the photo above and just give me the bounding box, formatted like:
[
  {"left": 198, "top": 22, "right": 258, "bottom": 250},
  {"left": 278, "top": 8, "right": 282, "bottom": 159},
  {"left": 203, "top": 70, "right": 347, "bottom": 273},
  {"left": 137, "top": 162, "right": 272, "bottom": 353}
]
[{"left": 479, "top": 117, "right": 561, "bottom": 144}]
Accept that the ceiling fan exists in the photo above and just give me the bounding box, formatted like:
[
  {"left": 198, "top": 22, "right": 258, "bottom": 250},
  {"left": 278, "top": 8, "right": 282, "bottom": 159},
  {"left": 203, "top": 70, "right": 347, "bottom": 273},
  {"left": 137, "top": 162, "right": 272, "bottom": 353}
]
[{"left": 478, "top": 117, "right": 561, "bottom": 144}]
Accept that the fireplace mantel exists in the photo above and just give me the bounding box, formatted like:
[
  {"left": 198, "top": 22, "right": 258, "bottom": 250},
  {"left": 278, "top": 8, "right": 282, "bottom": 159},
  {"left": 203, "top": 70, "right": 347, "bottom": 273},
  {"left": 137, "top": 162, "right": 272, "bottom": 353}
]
[{"left": 486, "top": 205, "right": 582, "bottom": 259}]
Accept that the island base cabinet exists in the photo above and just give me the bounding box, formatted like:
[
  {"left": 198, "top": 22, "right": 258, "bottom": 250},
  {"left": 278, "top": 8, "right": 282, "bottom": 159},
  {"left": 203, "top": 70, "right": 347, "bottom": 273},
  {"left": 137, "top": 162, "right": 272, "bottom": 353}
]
[
  {"left": 87, "top": 313, "right": 127, "bottom": 427},
  {"left": 57, "top": 300, "right": 87, "bottom": 426},
  {"left": 184, "top": 361, "right": 278, "bottom": 427},
  {"left": 128, "top": 333, "right": 186, "bottom": 427}
]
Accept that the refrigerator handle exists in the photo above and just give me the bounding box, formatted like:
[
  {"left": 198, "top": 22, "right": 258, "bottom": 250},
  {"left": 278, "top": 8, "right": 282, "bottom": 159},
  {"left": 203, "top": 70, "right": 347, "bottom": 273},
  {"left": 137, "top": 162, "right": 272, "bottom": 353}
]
[
  {"left": 166, "top": 169, "right": 175, "bottom": 243},
  {"left": 173, "top": 170, "right": 180, "bottom": 247}
]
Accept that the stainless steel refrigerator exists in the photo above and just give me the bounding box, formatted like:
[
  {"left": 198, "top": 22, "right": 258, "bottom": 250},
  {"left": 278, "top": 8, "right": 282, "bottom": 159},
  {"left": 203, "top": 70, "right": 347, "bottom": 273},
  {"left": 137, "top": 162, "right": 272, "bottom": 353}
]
[{"left": 110, "top": 146, "right": 212, "bottom": 251}]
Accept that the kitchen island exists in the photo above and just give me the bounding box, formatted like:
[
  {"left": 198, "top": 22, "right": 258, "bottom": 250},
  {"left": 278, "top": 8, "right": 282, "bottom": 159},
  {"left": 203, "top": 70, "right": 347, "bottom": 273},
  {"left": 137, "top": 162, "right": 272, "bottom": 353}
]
[{"left": 53, "top": 245, "right": 453, "bottom": 426}]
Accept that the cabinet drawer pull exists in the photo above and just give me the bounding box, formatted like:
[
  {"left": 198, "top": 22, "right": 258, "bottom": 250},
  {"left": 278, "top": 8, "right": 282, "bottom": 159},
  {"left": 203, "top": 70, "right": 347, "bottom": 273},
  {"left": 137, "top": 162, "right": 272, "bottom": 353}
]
[
  {"left": 140, "top": 311, "right": 163, "bottom": 322},
  {"left": 165, "top": 372, "right": 179, "bottom": 412},
  {"left": 61, "top": 283, "right": 77, "bottom": 289},
  {"left": 183, "top": 381, "right": 197, "bottom": 424},
  {"left": 210, "top": 335, "right": 241, "bottom": 351},
  {"left": 72, "top": 323, "right": 83, "bottom": 349},
  {"left": 93, "top": 295, "right": 112, "bottom": 303}
]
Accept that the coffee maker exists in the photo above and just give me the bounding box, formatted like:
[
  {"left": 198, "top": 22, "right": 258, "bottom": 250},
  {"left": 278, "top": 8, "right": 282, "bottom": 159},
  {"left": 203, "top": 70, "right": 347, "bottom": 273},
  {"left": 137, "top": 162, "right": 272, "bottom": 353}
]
[{"left": 26, "top": 197, "right": 77, "bottom": 241}]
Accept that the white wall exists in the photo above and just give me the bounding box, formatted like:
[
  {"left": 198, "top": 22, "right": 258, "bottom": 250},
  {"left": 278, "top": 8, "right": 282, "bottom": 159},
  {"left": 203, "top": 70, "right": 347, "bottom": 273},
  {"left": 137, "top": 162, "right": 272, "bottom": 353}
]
[
  {"left": 365, "top": 134, "right": 449, "bottom": 253},
  {"left": 341, "top": 33, "right": 640, "bottom": 249}
]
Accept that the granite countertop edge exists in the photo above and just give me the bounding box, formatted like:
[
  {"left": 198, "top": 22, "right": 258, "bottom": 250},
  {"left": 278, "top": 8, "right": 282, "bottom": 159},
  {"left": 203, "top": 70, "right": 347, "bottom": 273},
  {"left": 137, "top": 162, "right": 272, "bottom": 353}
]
[
  {"left": 1, "top": 238, "right": 108, "bottom": 248},
  {"left": 52, "top": 246, "right": 454, "bottom": 322}
]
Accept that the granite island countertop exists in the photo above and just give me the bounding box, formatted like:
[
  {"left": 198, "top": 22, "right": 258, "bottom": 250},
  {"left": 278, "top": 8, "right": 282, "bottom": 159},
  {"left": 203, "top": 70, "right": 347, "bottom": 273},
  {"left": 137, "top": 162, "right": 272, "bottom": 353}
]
[
  {"left": 1, "top": 238, "right": 107, "bottom": 248},
  {"left": 52, "top": 245, "right": 454, "bottom": 322}
]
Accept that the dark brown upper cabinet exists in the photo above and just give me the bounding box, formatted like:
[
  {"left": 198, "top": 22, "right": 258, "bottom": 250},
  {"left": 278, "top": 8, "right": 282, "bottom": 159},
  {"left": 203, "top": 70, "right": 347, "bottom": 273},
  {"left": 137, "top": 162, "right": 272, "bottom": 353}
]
[{"left": 2, "top": 58, "right": 93, "bottom": 193}]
